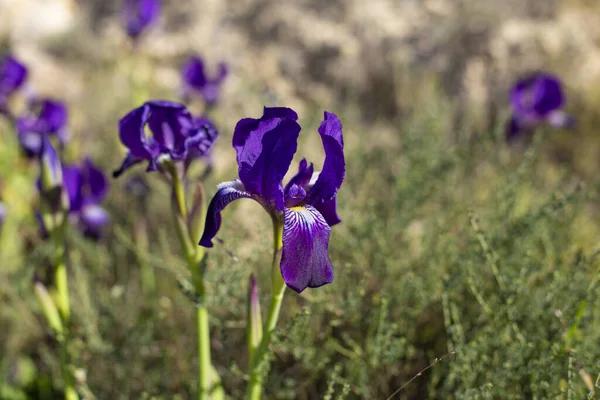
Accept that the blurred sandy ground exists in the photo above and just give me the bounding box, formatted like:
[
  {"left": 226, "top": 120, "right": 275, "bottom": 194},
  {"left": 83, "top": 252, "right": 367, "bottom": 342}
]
[{"left": 2, "top": 0, "right": 600, "bottom": 158}]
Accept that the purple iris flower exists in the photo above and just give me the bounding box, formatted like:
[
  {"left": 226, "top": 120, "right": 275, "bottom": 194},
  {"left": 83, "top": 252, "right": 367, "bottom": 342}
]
[
  {"left": 0, "top": 55, "right": 28, "bottom": 115},
  {"left": 199, "top": 107, "right": 345, "bottom": 293},
  {"left": 38, "top": 136, "right": 109, "bottom": 238},
  {"left": 181, "top": 56, "right": 228, "bottom": 106},
  {"left": 121, "top": 0, "right": 161, "bottom": 39},
  {"left": 113, "top": 100, "right": 218, "bottom": 177},
  {"left": 506, "top": 72, "right": 574, "bottom": 141},
  {"left": 63, "top": 159, "right": 110, "bottom": 238},
  {"left": 17, "top": 99, "right": 69, "bottom": 157}
]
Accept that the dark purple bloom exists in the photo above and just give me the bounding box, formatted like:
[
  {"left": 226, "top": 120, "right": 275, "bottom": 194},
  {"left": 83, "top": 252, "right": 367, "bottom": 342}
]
[
  {"left": 0, "top": 55, "right": 28, "bottom": 114},
  {"left": 507, "top": 73, "right": 574, "bottom": 141},
  {"left": 63, "top": 159, "right": 110, "bottom": 238},
  {"left": 181, "top": 56, "right": 228, "bottom": 106},
  {"left": 121, "top": 0, "right": 161, "bottom": 39},
  {"left": 113, "top": 100, "right": 218, "bottom": 177},
  {"left": 38, "top": 136, "right": 109, "bottom": 238},
  {"left": 17, "top": 99, "right": 69, "bottom": 157},
  {"left": 199, "top": 107, "right": 345, "bottom": 293}
]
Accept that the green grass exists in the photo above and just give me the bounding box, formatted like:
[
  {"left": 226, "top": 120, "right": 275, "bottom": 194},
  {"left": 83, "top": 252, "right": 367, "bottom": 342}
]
[{"left": 2, "top": 54, "right": 600, "bottom": 400}]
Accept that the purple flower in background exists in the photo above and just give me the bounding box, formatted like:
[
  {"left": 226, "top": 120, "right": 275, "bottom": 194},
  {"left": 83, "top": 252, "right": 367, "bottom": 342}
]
[
  {"left": 63, "top": 159, "right": 110, "bottom": 238},
  {"left": 113, "top": 100, "right": 218, "bottom": 177},
  {"left": 121, "top": 0, "right": 161, "bottom": 39},
  {"left": 38, "top": 136, "right": 109, "bottom": 238},
  {"left": 0, "top": 202, "right": 6, "bottom": 229},
  {"left": 199, "top": 107, "right": 345, "bottom": 293},
  {"left": 17, "top": 99, "right": 69, "bottom": 157},
  {"left": 181, "top": 56, "right": 228, "bottom": 106},
  {"left": 0, "top": 55, "right": 28, "bottom": 114},
  {"left": 506, "top": 72, "right": 574, "bottom": 141}
]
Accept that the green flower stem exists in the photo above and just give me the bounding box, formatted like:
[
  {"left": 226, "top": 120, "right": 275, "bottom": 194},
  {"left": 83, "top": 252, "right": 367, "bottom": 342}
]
[
  {"left": 247, "top": 217, "right": 286, "bottom": 400},
  {"left": 169, "top": 167, "right": 215, "bottom": 400},
  {"left": 50, "top": 218, "right": 79, "bottom": 400},
  {"left": 60, "top": 341, "right": 78, "bottom": 400},
  {"left": 52, "top": 221, "right": 70, "bottom": 322},
  {"left": 134, "top": 217, "right": 156, "bottom": 296}
]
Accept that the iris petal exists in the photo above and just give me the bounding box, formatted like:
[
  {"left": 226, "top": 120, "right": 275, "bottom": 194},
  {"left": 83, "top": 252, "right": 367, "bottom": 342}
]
[
  {"left": 532, "top": 74, "right": 564, "bottom": 116},
  {"left": 232, "top": 107, "right": 300, "bottom": 209},
  {"left": 199, "top": 180, "right": 254, "bottom": 248},
  {"left": 146, "top": 100, "right": 191, "bottom": 154},
  {"left": 0, "top": 56, "right": 28, "bottom": 96},
  {"left": 281, "top": 205, "right": 334, "bottom": 293},
  {"left": 62, "top": 164, "right": 83, "bottom": 212},
  {"left": 80, "top": 204, "right": 110, "bottom": 239},
  {"left": 314, "top": 197, "right": 341, "bottom": 226},
  {"left": 83, "top": 158, "right": 109, "bottom": 204},
  {"left": 182, "top": 56, "right": 207, "bottom": 88},
  {"left": 118, "top": 104, "right": 155, "bottom": 158},
  {"left": 36, "top": 99, "right": 68, "bottom": 134},
  {"left": 510, "top": 73, "right": 564, "bottom": 121},
  {"left": 122, "top": 0, "right": 160, "bottom": 38},
  {"left": 112, "top": 152, "right": 144, "bottom": 178},
  {"left": 307, "top": 112, "right": 345, "bottom": 204},
  {"left": 284, "top": 158, "right": 314, "bottom": 193}
]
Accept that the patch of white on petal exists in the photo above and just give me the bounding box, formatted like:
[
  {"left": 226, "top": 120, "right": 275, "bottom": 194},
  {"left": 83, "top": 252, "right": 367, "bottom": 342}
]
[
  {"left": 308, "top": 171, "right": 321, "bottom": 186},
  {"left": 21, "top": 131, "right": 42, "bottom": 150}
]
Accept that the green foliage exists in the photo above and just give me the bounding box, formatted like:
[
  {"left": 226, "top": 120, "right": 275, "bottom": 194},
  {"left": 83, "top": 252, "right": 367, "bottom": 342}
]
[{"left": 2, "top": 66, "right": 600, "bottom": 400}]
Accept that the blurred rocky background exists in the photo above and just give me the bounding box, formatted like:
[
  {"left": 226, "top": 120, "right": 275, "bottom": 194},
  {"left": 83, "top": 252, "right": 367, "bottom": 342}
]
[{"left": 3, "top": 0, "right": 600, "bottom": 126}]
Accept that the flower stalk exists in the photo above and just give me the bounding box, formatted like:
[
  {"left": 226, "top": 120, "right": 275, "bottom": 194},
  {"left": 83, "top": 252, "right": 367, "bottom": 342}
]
[
  {"left": 169, "top": 165, "right": 214, "bottom": 400},
  {"left": 247, "top": 216, "right": 286, "bottom": 400}
]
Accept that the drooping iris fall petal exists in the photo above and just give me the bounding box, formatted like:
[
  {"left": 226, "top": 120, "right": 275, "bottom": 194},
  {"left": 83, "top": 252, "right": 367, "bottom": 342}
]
[
  {"left": 199, "top": 180, "right": 254, "bottom": 248},
  {"left": 280, "top": 206, "right": 334, "bottom": 293}
]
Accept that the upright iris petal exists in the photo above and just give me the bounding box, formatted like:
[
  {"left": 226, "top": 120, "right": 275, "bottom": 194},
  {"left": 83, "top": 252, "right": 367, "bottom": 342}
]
[
  {"left": 17, "top": 99, "right": 69, "bottom": 157},
  {"left": 507, "top": 72, "right": 574, "bottom": 141},
  {"left": 200, "top": 107, "right": 344, "bottom": 293},
  {"left": 306, "top": 112, "right": 345, "bottom": 204},
  {"left": 113, "top": 100, "right": 218, "bottom": 177},
  {"left": 0, "top": 55, "right": 28, "bottom": 113},
  {"left": 121, "top": 0, "right": 161, "bottom": 39},
  {"left": 182, "top": 56, "right": 228, "bottom": 105},
  {"left": 232, "top": 107, "right": 300, "bottom": 210}
]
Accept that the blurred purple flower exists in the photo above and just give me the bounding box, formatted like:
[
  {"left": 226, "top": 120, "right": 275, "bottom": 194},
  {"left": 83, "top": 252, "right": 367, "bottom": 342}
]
[
  {"left": 63, "top": 159, "right": 110, "bottom": 239},
  {"left": 199, "top": 107, "right": 345, "bottom": 293},
  {"left": 121, "top": 0, "right": 161, "bottom": 39},
  {"left": 181, "top": 56, "right": 228, "bottom": 106},
  {"left": 38, "top": 137, "right": 109, "bottom": 239},
  {"left": 17, "top": 99, "right": 69, "bottom": 157},
  {"left": 113, "top": 100, "right": 218, "bottom": 177},
  {"left": 506, "top": 73, "right": 575, "bottom": 141},
  {"left": 0, "top": 202, "right": 6, "bottom": 229},
  {"left": 0, "top": 55, "right": 28, "bottom": 115}
]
